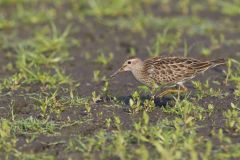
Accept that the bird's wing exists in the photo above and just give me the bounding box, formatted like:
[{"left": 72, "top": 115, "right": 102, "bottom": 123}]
[{"left": 143, "top": 56, "right": 209, "bottom": 84}]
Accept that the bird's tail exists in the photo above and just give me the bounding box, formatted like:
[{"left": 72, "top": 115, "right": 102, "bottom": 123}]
[
  {"left": 210, "top": 58, "right": 226, "bottom": 67},
  {"left": 193, "top": 58, "right": 225, "bottom": 73}
]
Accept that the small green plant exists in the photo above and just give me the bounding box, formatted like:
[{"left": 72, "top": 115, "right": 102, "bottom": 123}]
[
  {"left": 83, "top": 0, "right": 143, "bottom": 17},
  {"left": 183, "top": 40, "right": 189, "bottom": 57},
  {"left": 101, "top": 81, "right": 110, "bottom": 97},
  {"left": 147, "top": 30, "right": 182, "bottom": 56},
  {"left": 11, "top": 116, "right": 57, "bottom": 135},
  {"left": 18, "top": 153, "right": 55, "bottom": 160},
  {"left": 0, "top": 119, "right": 18, "bottom": 159},
  {"left": 129, "top": 47, "right": 136, "bottom": 57},
  {"left": 91, "top": 91, "right": 101, "bottom": 103},
  {"left": 114, "top": 116, "right": 121, "bottom": 130},
  {"left": 14, "top": 4, "right": 56, "bottom": 25},
  {"left": 143, "top": 99, "right": 155, "bottom": 112},
  {"left": 192, "top": 80, "right": 202, "bottom": 90},
  {"left": 31, "top": 90, "right": 64, "bottom": 117},
  {"left": 234, "top": 84, "right": 240, "bottom": 96},
  {"left": 0, "top": 73, "right": 23, "bottom": 91},
  {"left": 95, "top": 52, "right": 113, "bottom": 66},
  {"left": 201, "top": 34, "right": 224, "bottom": 57},
  {"left": 83, "top": 51, "right": 92, "bottom": 60},
  {"left": 112, "top": 132, "right": 127, "bottom": 159},
  {"left": 129, "top": 91, "right": 142, "bottom": 113},
  {"left": 0, "top": 24, "right": 73, "bottom": 92},
  {"left": 84, "top": 100, "right": 91, "bottom": 113},
  {"left": 92, "top": 70, "right": 101, "bottom": 82},
  {"left": 66, "top": 130, "right": 107, "bottom": 157},
  {"left": 138, "top": 85, "right": 152, "bottom": 94},
  {"left": 225, "top": 58, "right": 240, "bottom": 84},
  {"left": 92, "top": 70, "right": 106, "bottom": 83},
  {"left": 207, "top": 104, "right": 215, "bottom": 116},
  {"left": 177, "top": 0, "right": 190, "bottom": 15},
  {"left": 224, "top": 59, "right": 233, "bottom": 84},
  {"left": 0, "top": 18, "right": 15, "bottom": 29},
  {"left": 192, "top": 80, "right": 223, "bottom": 100},
  {"left": 105, "top": 118, "right": 112, "bottom": 128},
  {"left": 218, "top": 0, "right": 240, "bottom": 16},
  {"left": 211, "top": 128, "right": 231, "bottom": 144},
  {"left": 129, "top": 89, "right": 156, "bottom": 112},
  {"left": 223, "top": 103, "right": 240, "bottom": 134},
  {"left": 163, "top": 98, "right": 205, "bottom": 122},
  {"left": 201, "top": 47, "right": 211, "bottom": 57}
]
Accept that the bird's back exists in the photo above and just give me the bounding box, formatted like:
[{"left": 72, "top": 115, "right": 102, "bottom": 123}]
[{"left": 142, "top": 56, "right": 225, "bottom": 85}]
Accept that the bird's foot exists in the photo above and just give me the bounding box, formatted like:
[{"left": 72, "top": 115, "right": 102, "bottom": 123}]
[{"left": 150, "top": 95, "right": 156, "bottom": 100}]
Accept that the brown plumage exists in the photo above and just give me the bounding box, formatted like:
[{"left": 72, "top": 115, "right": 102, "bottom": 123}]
[{"left": 111, "top": 56, "right": 225, "bottom": 96}]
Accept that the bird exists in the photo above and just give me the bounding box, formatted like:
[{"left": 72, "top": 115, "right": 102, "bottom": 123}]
[{"left": 111, "top": 56, "right": 225, "bottom": 97}]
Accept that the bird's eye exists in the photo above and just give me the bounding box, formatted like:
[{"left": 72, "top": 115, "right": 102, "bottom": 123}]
[{"left": 127, "top": 61, "right": 131, "bottom": 64}]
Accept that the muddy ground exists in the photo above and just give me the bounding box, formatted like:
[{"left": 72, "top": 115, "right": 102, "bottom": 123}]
[{"left": 0, "top": 1, "right": 240, "bottom": 159}]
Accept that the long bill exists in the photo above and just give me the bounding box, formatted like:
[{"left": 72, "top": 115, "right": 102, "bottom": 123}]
[{"left": 110, "top": 66, "right": 124, "bottom": 78}]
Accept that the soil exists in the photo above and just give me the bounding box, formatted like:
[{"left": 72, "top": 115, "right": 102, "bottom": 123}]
[{"left": 0, "top": 2, "right": 240, "bottom": 159}]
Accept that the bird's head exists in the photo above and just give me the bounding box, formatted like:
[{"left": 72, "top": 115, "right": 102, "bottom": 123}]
[{"left": 111, "top": 58, "right": 143, "bottom": 77}]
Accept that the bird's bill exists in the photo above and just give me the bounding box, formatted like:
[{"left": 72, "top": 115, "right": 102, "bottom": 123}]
[{"left": 110, "top": 66, "right": 124, "bottom": 78}]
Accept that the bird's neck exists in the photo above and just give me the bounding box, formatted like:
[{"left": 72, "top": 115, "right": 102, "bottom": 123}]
[{"left": 131, "top": 65, "right": 145, "bottom": 83}]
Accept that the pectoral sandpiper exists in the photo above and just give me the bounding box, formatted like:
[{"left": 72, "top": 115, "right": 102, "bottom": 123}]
[{"left": 111, "top": 56, "right": 225, "bottom": 97}]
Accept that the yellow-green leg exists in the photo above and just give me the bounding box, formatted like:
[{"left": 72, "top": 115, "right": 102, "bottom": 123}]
[{"left": 157, "top": 84, "right": 188, "bottom": 97}]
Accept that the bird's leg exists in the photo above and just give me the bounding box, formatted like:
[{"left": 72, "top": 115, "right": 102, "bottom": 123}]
[
  {"left": 157, "top": 84, "right": 188, "bottom": 97},
  {"left": 150, "top": 83, "right": 160, "bottom": 100},
  {"left": 179, "top": 84, "right": 188, "bottom": 92},
  {"left": 150, "top": 87, "right": 157, "bottom": 100},
  {"left": 151, "top": 94, "right": 156, "bottom": 100}
]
